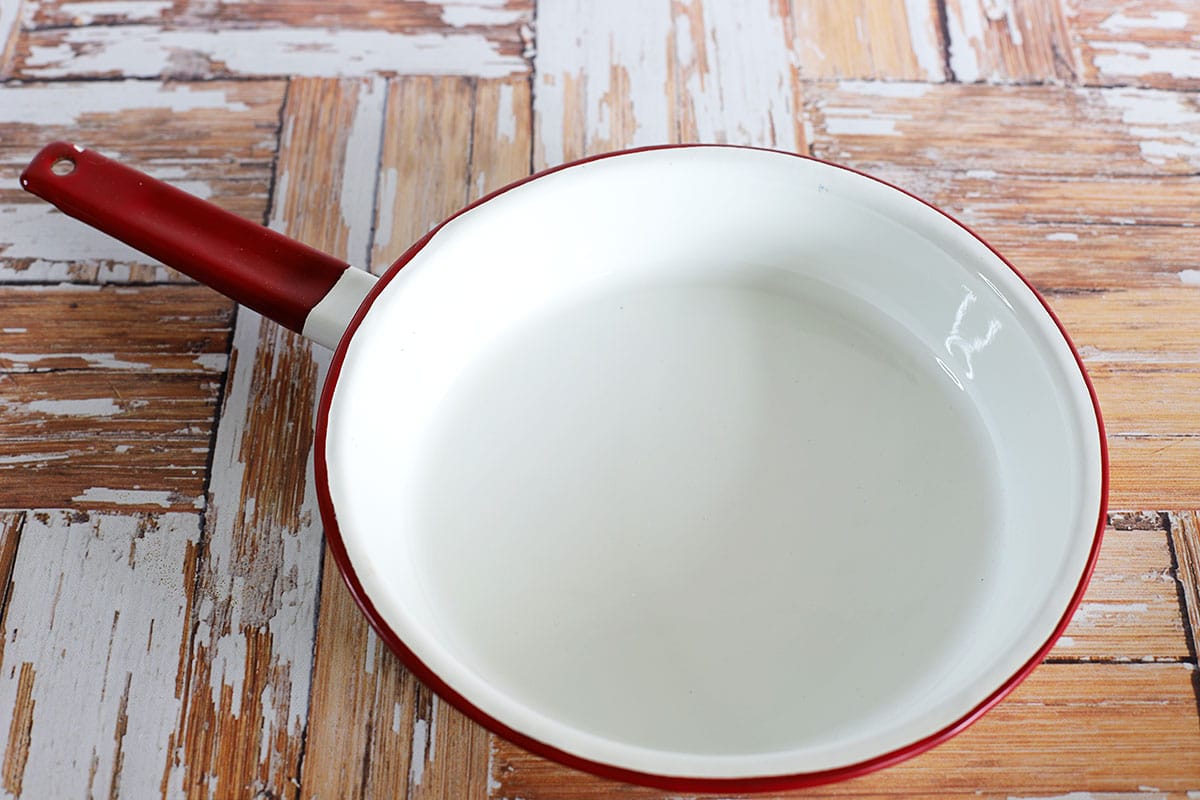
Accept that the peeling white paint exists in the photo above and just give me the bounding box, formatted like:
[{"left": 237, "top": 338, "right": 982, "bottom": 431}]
[
  {"left": 671, "top": 0, "right": 799, "bottom": 150},
  {"left": 55, "top": 0, "right": 172, "bottom": 25},
  {"left": 340, "top": 78, "right": 386, "bottom": 270},
  {"left": 1, "top": 203, "right": 162, "bottom": 265},
  {"left": 2, "top": 327, "right": 27, "bottom": 333},
  {"left": 24, "top": 398, "right": 122, "bottom": 417},
  {"left": 21, "top": 25, "right": 526, "bottom": 80},
  {"left": 0, "top": 0, "right": 20, "bottom": 74},
  {"left": 1100, "top": 11, "right": 1189, "bottom": 33},
  {"left": 965, "top": 168, "right": 998, "bottom": 179},
  {"left": 0, "top": 80, "right": 250, "bottom": 126},
  {"left": 1179, "top": 268, "right": 1200, "bottom": 285},
  {"left": 496, "top": 81, "right": 518, "bottom": 141},
  {"left": 0, "top": 512, "right": 198, "bottom": 798},
  {"left": 945, "top": 0, "right": 984, "bottom": 82},
  {"left": 409, "top": 716, "right": 429, "bottom": 786},
  {"left": 392, "top": 701, "right": 402, "bottom": 733},
  {"left": 1074, "top": 602, "right": 1149, "bottom": 622},
  {"left": 191, "top": 353, "right": 228, "bottom": 372},
  {"left": 839, "top": 80, "right": 931, "bottom": 98},
  {"left": 372, "top": 167, "right": 400, "bottom": 269},
  {"left": 0, "top": 351, "right": 153, "bottom": 372},
  {"left": 903, "top": 0, "right": 943, "bottom": 79},
  {"left": 0, "top": 452, "right": 72, "bottom": 465},
  {"left": 440, "top": 0, "right": 526, "bottom": 28},
  {"left": 1092, "top": 41, "right": 1200, "bottom": 81},
  {"left": 822, "top": 106, "right": 908, "bottom": 137},
  {"left": 1055, "top": 636, "right": 1074, "bottom": 647},
  {"left": 1100, "top": 87, "right": 1200, "bottom": 167},
  {"left": 1045, "top": 232, "right": 1079, "bottom": 242},
  {"left": 73, "top": 487, "right": 175, "bottom": 507},
  {"left": 535, "top": 0, "right": 673, "bottom": 167}
]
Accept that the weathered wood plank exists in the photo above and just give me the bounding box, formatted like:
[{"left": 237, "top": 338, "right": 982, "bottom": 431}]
[
  {"left": 491, "top": 662, "right": 1200, "bottom": 797},
  {"left": 1052, "top": 520, "right": 1188, "bottom": 661},
  {"left": 11, "top": 0, "right": 530, "bottom": 82},
  {"left": 791, "top": 0, "right": 945, "bottom": 81},
  {"left": 1066, "top": 0, "right": 1200, "bottom": 89},
  {"left": 302, "top": 73, "right": 530, "bottom": 800},
  {"left": 1167, "top": 512, "right": 1200, "bottom": 661},
  {"left": 968, "top": 222, "right": 1196, "bottom": 290},
  {"left": 0, "top": 511, "right": 199, "bottom": 799},
  {"left": 27, "top": 0, "right": 530, "bottom": 33},
  {"left": 0, "top": 0, "right": 19, "bottom": 80},
  {"left": 164, "top": 77, "right": 384, "bottom": 800},
  {"left": 535, "top": 0, "right": 802, "bottom": 168},
  {"left": 670, "top": 0, "right": 804, "bottom": 149},
  {"left": 806, "top": 82, "right": 1200, "bottom": 177},
  {"left": 370, "top": 76, "right": 474, "bottom": 272},
  {"left": 0, "top": 80, "right": 285, "bottom": 283},
  {"left": 0, "top": 285, "right": 231, "bottom": 512},
  {"left": 943, "top": 0, "right": 1078, "bottom": 83}
]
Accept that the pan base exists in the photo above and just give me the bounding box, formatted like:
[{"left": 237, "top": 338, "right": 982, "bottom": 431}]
[{"left": 408, "top": 273, "right": 1002, "bottom": 757}]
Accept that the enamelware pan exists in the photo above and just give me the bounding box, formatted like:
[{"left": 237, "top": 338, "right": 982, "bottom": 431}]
[{"left": 21, "top": 140, "right": 1107, "bottom": 791}]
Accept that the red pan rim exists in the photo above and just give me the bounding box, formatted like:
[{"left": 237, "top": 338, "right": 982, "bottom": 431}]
[{"left": 313, "top": 143, "right": 1109, "bottom": 792}]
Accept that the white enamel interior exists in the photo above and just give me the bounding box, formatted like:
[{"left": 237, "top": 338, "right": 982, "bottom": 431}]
[{"left": 324, "top": 147, "right": 1103, "bottom": 779}]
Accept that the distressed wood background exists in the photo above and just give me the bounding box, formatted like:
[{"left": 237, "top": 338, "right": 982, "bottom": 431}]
[{"left": 1, "top": 0, "right": 1199, "bottom": 797}]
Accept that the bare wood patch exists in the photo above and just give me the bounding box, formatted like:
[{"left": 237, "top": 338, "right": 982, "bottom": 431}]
[
  {"left": 491, "top": 663, "right": 1200, "bottom": 797},
  {"left": 1167, "top": 511, "right": 1200, "bottom": 660},
  {"left": 968, "top": 222, "right": 1198, "bottom": 291},
  {"left": 1066, "top": 0, "right": 1200, "bottom": 89},
  {"left": 370, "top": 76, "right": 474, "bottom": 272},
  {"left": 302, "top": 74, "right": 529, "bottom": 800},
  {"left": 943, "top": 0, "right": 1078, "bottom": 83},
  {"left": 0, "top": 511, "right": 199, "bottom": 799},
  {"left": 0, "top": 80, "right": 284, "bottom": 283},
  {"left": 806, "top": 82, "right": 1200, "bottom": 177},
  {"left": 791, "top": 0, "right": 945, "bottom": 81},
  {"left": 1, "top": 663, "right": 33, "bottom": 796},
  {"left": 1053, "top": 522, "right": 1189, "bottom": 660},
  {"left": 164, "top": 76, "right": 386, "bottom": 800},
  {"left": 0, "top": 285, "right": 231, "bottom": 511}
]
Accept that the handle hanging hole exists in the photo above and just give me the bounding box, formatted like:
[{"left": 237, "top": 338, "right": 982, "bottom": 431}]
[{"left": 50, "top": 157, "right": 75, "bottom": 176}]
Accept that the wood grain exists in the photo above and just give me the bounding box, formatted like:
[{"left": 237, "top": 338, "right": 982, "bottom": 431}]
[
  {"left": 491, "top": 662, "right": 1200, "bottom": 797},
  {"left": 165, "top": 77, "right": 384, "bottom": 799},
  {"left": 1066, "top": 0, "right": 1200, "bottom": 89},
  {"left": 1167, "top": 512, "right": 1200, "bottom": 661},
  {"left": 535, "top": 0, "right": 802, "bottom": 168},
  {"left": 0, "top": 80, "right": 284, "bottom": 284},
  {"left": 10, "top": 0, "right": 531, "bottom": 81},
  {"left": 806, "top": 81, "right": 1200, "bottom": 177},
  {"left": 791, "top": 0, "right": 945, "bottom": 81},
  {"left": 302, "top": 73, "right": 530, "bottom": 800},
  {"left": 0, "top": 285, "right": 232, "bottom": 511},
  {"left": 0, "top": 511, "right": 200, "bottom": 799},
  {"left": 1053, "top": 521, "right": 1189, "bottom": 661},
  {"left": 943, "top": 0, "right": 1078, "bottom": 83}
]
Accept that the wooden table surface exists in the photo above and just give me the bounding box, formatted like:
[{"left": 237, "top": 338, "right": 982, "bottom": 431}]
[{"left": 2, "top": 0, "right": 1199, "bottom": 797}]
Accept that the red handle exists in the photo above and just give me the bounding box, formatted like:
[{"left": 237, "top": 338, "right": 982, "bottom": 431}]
[{"left": 20, "top": 142, "right": 351, "bottom": 335}]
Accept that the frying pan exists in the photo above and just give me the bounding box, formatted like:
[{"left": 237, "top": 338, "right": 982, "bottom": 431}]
[{"left": 20, "top": 140, "right": 1107, "bottom": 791}]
